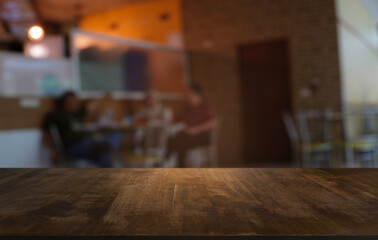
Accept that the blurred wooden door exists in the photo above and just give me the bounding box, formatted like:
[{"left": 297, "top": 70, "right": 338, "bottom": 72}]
[{"left": 238, "top": 39, "right": 291, "bottom": 165}]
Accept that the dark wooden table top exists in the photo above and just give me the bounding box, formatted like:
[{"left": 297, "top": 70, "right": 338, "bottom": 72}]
[{"left": 0, "top": 168, "right": 377, "bottom": 239}]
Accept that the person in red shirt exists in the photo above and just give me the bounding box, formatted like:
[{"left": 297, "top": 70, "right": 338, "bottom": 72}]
[{"left": 165, "top": 83, "right": 216, "bottom": 167}]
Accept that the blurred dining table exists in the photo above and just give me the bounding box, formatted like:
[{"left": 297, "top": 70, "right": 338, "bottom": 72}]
[{"left": 71, "top": 122, "right": 147, "bottom": 164}]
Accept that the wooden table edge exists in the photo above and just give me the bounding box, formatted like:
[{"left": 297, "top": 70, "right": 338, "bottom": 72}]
[{"left": 1, "top": 235, "right": 377, "bottom": 240}]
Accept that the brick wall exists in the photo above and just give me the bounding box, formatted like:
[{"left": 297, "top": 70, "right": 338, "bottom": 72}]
[{"left": 181, "top": 0, "right": 342, "bottom": 165}]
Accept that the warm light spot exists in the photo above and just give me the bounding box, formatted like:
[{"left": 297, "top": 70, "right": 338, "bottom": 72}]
[
  {"left": 28, "top": 25, "right": 44, "bottom": 41},
  {"left": 28, "top": 44, "right": 49, "bottom": 58}
]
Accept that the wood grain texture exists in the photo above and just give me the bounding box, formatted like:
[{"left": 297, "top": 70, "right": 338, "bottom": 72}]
[{"left": 0, "top": 169, "right": 377, "bottom": 238}]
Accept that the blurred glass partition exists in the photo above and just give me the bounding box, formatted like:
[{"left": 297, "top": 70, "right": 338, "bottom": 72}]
[
  {"left": 0, "top": 51, "right": 73, "bottom": 96},
  {"left": 72, "top": 29, "right": 188, "bottom": 96}
]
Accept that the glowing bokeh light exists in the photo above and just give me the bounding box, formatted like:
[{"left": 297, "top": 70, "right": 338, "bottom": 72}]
[
  {"left": 29, "top": 44, "right": 49, "bottom": 58},
  {"left": 28, "top": 25, "right": 44, "bottom": 41}
]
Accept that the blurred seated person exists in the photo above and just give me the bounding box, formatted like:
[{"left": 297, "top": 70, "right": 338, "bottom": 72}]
[
  {"left": 134, "top": 91, "right": 172, "bottom": 152},
  {"left": 165, "top": 83, "right": 216, "bottom": 167},
  {"left": 43, "top": 91, "right": 122, "bottom": 168}
]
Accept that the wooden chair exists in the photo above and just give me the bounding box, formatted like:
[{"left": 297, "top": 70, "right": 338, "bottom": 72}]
[
  {"left": 283, "top": 111, "right": 300, "bottom": 167},
  {"left": 124, "top": 122, "right": 169, "bottom": 168},
  {"left": 47, "top": 125, "right": 72, "bottom": 167},
  {"left": 48, "top": 125, "right": 98, "bottom": 168},
  {"left": 185, "top": 117, "right": 221, "bottom": 167},
  {"left": 341, "top": 109, "right": 378, "bottom": 167},
  {"left": 296, "top": 109, "right": 333, "bottom": 168}
]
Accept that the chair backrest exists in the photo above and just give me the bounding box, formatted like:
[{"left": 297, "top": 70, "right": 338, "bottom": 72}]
[
  {"left": 343, "top": 108, "right": 378, "bottom": 140},
  {"left": 49, "top": 125, "right": 69, "bottom": 165},
  {"left": 283, "top": 111, "right": 299, "bottom": 145},
  {"left": 296, "top": 109, "right": 333, "bottom": 144},
  {"left": 183, "top": 116, "right": 221, "bottom": 167},
  {"left": 144, "top": 122, "right": 170, "bottom": 160},
  {"left": 211, "top": 117, "right": 222, "bottom": 148},
  {"left": 209, "top": 116, "right": 221, "bottom": 167}
]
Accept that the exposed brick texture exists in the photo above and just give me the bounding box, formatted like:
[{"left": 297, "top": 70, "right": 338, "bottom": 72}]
[{"left": 181, "top": 0, "right": 342, "bottom": 164}]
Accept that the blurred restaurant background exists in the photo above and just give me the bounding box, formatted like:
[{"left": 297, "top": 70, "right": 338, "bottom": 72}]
[{"left": 0, "top": 0, "right": 377, "bottom": 168}]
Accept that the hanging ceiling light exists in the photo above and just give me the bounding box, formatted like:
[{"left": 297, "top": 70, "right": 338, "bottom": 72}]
[{"left": 28, "top": 25, "right": 44, "bottom": 41}]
